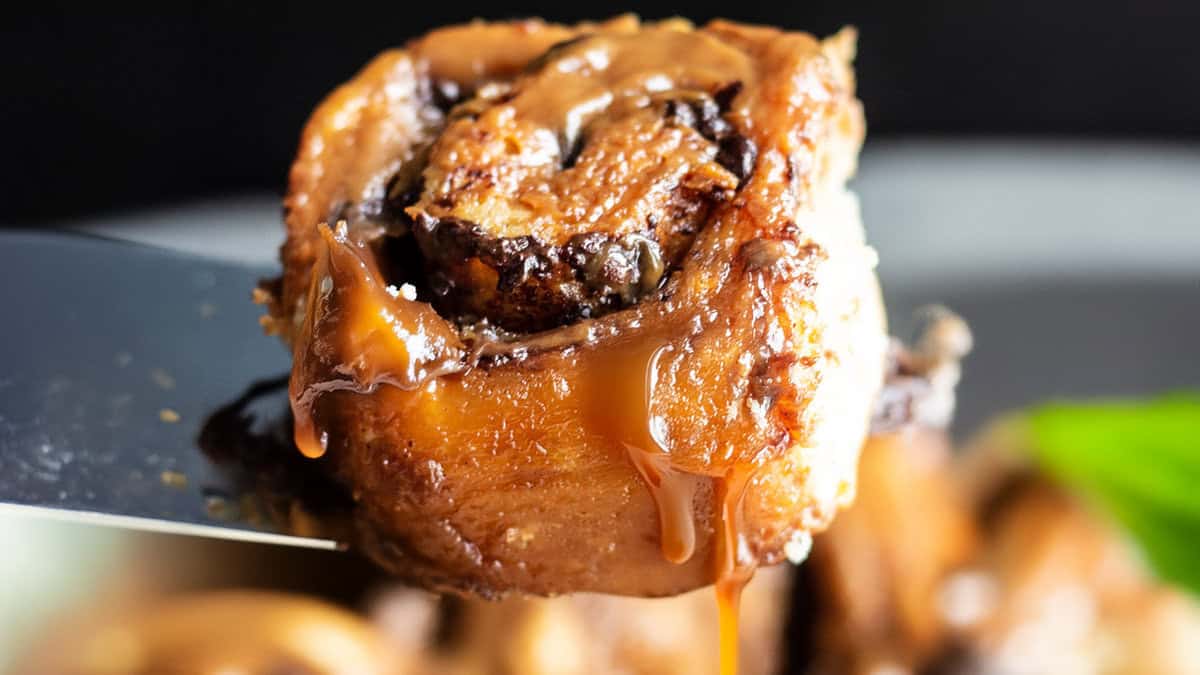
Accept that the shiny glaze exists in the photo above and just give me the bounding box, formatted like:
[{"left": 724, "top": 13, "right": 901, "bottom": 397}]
[
  {"left": 413, "top": 27, "right": 751, "bottom": 244},
  {"left": 270, "top": 18, "right": 880, "bottom": 673},
  {"left": 290, "top": 223, "right": 466, "bottom": 458},
  {"left": 291, "top": 221, "right": 767, "bottom": 667}
]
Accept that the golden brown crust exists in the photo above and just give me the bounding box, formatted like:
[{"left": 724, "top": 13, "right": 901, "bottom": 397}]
[{"left": 264, "top": 17, "right": 884, "bottom": 597}]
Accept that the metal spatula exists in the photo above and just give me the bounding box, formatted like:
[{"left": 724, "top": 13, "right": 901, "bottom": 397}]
[{"left": 0, "top": 230, "right": 339, "bottom": 550}]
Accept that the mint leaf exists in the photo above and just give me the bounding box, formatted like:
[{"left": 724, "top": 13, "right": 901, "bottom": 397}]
[{"left": 1026, "top": 392, "right": 1200, "bottom": 595}]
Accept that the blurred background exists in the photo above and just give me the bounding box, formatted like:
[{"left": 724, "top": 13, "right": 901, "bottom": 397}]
[{"left": 2, "top": 3, "right": 1198, "bottom": 673}]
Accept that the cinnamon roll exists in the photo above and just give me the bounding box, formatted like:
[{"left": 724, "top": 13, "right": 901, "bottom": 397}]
[{"left": 259, "top": 16, "right": 886, "bottom": 597}]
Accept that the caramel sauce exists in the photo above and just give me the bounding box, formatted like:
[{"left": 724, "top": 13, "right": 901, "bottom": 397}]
[
  {"left": 289, "top": 223, "right": 465, "bottom": 458},
  {"left": 586, "top": 338, "right": 760, "bottom": 673},
  {"left": 714, "top": 466, "right": 757, "bottom": 675},
  {"left": 290, "top": 218, "right": 772, "bottom": 675},
  {"left": 412, "top": 18, "right": 608, "bottom": 90},
  {"left": 626, "top": 449, "right": 700, "bottom": 565},
  {"left": 586, "top": 341, "right": 700, "bottom": 564},
  {"left": 291, "top": 232, "right": 763, "bottom": 668},
  {"left": 502, "top": 29, "right": 753, "bottom": 137}
]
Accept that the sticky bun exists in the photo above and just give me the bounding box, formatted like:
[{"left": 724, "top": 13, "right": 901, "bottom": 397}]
[{"left": 259, "top": 16, "right": 886, "bottom": 597}]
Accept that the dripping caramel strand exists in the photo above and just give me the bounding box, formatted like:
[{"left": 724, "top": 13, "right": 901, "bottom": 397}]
[
  {"left": 590, "top": 341, "right": 702, "bottom": 563},
  {"left": 715, "top": 466, "right": 757, "bottom": 675}
]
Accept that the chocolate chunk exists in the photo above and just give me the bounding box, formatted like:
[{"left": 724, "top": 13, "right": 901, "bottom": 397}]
[
  {"left": 560, "top": 133, "right": 585, "bottom": 169},
  {"left": 664, "top": 90, "right": 752, "bottom": 182},
  {"left": 382, "top": 174, "right": 422, "bottom": 230},
  {"left": 565, "top": 232, "right": 609, "bottom": 267},
  {"left": 664, "top": 98, "right": 697, "bottom": 128},
  {"left": 635, "top": 237, "right": 666, "bottom": 294},
  {"left": 581, "top": 241, "right": 639, "bottom": 297},
  {"left": 497, "top": 242, "right": 555, "bottom": 290},
  {"left": 694, "top": 97, "right": 731, "bottom": 141},
  {"left": 565, "top": 234, "right": 667, "bottom": 303},
  {"left": 432, "top": 79, "right": 463, "bottom": 111},
  {"left": 713, "top": 80, "right": 743, "bottom": 111},
  {"left": 664, "top": 94, "right": 731, "bottom": 142},
  {"left": 413, "top": 215, "right": 671, "bottom": 332},
  {"left": 717, "top": 134, "right": 758, "bottom": 182}
]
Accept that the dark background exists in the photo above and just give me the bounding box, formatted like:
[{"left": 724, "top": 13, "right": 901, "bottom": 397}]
[{"left": 5, "top": 1, "right": 1198, "bottom": 224}]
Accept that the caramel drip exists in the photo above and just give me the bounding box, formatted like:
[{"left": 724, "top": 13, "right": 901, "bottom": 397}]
[
  {"left": 714, "top": 466, "right": 757, "bottom": 675},
  {"left": 289, "top": 224, "right": 466, "bottom": 458},
  {"left": 292, "top": 400, "right": 325, "bottom": 460},
  {"left": 289, "top": 228, "right": 335, "bottom": 459},
  {"left": 588, "top": 337, "right": 760, "bottom": 673},
  {"left": 625, "top": 448, "right": 700, "bottom": 565},
  {"left": 581, "top": 327, "right": 767, "bottom": 675},
  {"left": 587, "top": 341, "right": 700, "bottom": 564}
]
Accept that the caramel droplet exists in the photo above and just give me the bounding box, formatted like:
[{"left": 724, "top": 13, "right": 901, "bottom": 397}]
[
  {"left": 292, "top": 399, "right": 328, "bottom": 459},
  {"left": 588, "top": 341, "right": 699, "bottom": 564},
  {"left": 625, "top": 445, "right": 699, "bottom": 564}
]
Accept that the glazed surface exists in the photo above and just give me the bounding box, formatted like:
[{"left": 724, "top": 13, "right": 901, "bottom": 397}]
[{"left": 262, "top": 16, "right": 885, "bottom": 597}]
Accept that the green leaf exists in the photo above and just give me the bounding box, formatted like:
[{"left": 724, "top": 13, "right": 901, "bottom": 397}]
[{"left": 1026, "top": 392, "right": 1200, "bottom": 595}]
